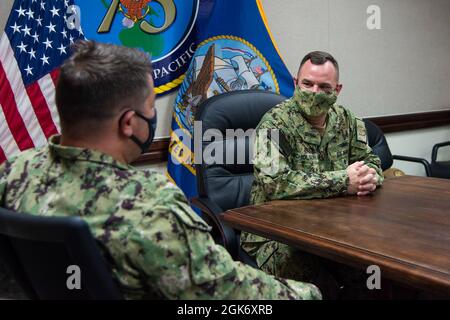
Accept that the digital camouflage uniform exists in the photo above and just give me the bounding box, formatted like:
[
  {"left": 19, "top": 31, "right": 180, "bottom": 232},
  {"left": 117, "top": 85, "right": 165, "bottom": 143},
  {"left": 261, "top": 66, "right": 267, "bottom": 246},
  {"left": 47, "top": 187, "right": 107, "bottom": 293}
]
[
  {"left": 241, "top": 97, "right": 384, "bottom": 282},
  {"left": 0, "top": 135, "right": 321, "bottom": 300}
]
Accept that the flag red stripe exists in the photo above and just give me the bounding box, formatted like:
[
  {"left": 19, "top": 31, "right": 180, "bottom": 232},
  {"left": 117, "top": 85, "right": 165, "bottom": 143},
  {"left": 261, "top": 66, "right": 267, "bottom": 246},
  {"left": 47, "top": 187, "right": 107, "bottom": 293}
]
[
  {"left": 50, "top": 68, "right": 60, "bottom": 87},
  {"left": 26, "top": 82, "right": 58, "bottom": 139},
  {"left": 0, "top": 146, "right": 6, "bottom": 164},
  {"left": 0, "top": 60, "right": 34, "bottom": 151}
]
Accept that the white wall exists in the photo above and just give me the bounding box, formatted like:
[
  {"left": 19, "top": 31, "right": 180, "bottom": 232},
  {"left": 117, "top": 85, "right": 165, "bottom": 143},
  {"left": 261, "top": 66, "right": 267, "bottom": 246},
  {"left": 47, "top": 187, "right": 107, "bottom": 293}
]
[
  {"left": 1, "top": 0, "right": 449, "bottom": 176},
  {"left": 261, "top": 0, "right": 450, "bottom": 117},
  {"left": 0, "top": 1, "right": 12, "bottom": 31}
]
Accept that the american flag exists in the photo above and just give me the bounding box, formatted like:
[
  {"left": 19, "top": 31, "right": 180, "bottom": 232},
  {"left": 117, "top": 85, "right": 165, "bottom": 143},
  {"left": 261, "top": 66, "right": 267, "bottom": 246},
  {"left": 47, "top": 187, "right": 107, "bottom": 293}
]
[{"left": 0, "top": 0, "right": 85, "bottom": 163}]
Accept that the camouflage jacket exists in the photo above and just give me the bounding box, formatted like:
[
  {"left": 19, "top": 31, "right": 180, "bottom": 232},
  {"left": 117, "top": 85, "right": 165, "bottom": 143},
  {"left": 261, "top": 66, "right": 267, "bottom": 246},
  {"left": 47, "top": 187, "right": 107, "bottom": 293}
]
[
  {"left": 0, "top": 135, "right": 321, "bottom": 300},
  {"left": 250, "top": 98, "right": 384, "bottom": 204}
]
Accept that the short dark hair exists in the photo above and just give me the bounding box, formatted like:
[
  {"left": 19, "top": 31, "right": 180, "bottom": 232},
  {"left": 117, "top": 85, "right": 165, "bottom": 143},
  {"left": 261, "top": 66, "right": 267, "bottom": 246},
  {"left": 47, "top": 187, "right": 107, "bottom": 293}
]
[
  {"left": 299, "top": 51, "right": 339, "bottom": 81},
  {"left": 55, "top": 40, "right": 153, "bottom": 127}
]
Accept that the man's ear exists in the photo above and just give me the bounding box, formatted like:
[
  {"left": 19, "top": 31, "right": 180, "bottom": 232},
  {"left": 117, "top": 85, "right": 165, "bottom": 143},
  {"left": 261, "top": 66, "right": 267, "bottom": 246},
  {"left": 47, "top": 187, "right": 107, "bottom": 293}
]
[
  {"left": 118, "top": 110, "right": 135, "bottom": 138},
  {"left": 335, "top": 83, "right": 343, "bottom": 95}
]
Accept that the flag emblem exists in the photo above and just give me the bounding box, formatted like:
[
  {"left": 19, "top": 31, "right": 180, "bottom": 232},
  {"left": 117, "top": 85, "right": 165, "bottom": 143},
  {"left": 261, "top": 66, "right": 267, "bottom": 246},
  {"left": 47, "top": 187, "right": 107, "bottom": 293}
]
[
  {"left": 78, "top": 0, "right": 200, "bottom": 96},
  {"left": 118, "top": 0, "right": 152, "bottom": 23},
  {"left": 174, "top": 35, "right": 280, "bottom": 133}
]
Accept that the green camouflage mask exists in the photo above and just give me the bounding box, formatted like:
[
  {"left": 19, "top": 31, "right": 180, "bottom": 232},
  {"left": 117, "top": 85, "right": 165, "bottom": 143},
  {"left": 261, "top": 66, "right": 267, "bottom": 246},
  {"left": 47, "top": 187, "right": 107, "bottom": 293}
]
[{"left": 293, "top": 86, "right": 337, "bottom": 117}]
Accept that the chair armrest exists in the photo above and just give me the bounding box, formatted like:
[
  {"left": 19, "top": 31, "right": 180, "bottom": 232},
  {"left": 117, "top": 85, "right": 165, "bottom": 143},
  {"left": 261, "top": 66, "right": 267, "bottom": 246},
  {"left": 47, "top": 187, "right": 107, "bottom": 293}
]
[
  {"left": 190, "top": 197, "right": 239, "bottom": 259},
  {"left": 432, "top": 141, "right": 450, "bottom": 163},
  {"left": 392, "top": 155, "right": 432, "bottom": 177}
]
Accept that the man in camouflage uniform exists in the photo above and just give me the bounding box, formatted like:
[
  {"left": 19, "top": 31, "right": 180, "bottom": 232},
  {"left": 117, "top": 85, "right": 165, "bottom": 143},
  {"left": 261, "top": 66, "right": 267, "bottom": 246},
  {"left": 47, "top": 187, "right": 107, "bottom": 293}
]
[
  {"left": 0, "top": 41, "right": 321, "bottom": 300},
  {"left": 241, "top": 51, "right": 384, "bottom": 294}
]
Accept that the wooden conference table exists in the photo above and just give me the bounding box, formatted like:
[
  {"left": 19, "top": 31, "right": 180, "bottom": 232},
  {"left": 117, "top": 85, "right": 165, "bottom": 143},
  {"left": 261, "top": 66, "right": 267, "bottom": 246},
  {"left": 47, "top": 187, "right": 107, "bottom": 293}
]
[{"left": 220, "top": 176, "right": 450, "bottom": 295}]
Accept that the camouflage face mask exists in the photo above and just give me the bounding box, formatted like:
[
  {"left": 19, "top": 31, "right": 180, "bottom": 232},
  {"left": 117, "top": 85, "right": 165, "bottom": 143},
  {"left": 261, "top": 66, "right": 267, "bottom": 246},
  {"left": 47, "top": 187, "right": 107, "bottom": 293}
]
[{"left": 293, "top": 86, "right": 338, "bottom": 117}]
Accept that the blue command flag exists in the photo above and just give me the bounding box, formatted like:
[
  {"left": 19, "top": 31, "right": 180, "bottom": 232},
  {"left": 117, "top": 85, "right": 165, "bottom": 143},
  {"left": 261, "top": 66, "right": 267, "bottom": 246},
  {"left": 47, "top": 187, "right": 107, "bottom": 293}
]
[{"left": 167, "top": 0, "right": 294, "bottom": 201}]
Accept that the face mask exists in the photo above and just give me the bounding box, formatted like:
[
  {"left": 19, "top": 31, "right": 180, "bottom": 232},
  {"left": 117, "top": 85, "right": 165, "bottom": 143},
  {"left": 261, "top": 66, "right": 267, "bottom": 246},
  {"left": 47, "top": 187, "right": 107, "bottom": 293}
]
[
  {"left": 130, "top": 109, "right": 157, "bottom": 154},
  {"left": 293, "top": 86, "right": 337, "bottom": 117}
]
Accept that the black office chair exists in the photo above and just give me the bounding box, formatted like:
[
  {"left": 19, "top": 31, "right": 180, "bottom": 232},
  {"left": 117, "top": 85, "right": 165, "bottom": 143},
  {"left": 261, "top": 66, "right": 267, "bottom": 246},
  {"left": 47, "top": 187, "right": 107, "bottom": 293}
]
[
  {"left": 191, "top": 90, "right": 287, "bottom": 267},
  {"left": 0, "top": 208, "right": 123, "bottom": 300},
  {"left": 365, "top": 121, "right": 432, "bottom": 177},
  {"left": 363, "top": 119, "right": 393, "bottom": 171}
]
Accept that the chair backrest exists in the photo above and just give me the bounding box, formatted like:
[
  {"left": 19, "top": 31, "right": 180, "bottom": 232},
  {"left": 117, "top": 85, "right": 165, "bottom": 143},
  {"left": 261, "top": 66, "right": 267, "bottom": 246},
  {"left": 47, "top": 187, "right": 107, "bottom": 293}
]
[
  {"left": 0, "top": 208, "right": 123, "bottom": 300},
  {"left": 430, "top": 141, "right": 450, "bottom": 179},
  {"left": 363, "top": 119, "right": 393, "bottom": 171},
  {"left": 195, "top": 90, "right": 287, "bottom": 211}
]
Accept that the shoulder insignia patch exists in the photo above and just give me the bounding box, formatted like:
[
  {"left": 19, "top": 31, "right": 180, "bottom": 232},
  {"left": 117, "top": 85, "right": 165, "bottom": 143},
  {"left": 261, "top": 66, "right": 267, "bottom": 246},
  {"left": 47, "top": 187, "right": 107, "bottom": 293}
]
[{"left": 356, "top": 119, "right": 367, "bottom": 144}]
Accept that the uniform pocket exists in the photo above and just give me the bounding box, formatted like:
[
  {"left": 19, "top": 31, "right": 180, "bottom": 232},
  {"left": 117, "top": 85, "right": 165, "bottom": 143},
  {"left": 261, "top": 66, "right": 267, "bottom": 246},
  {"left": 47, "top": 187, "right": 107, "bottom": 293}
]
[
  {"left": 328, "top": 146, "right": 349, "bottom": 170},
  {"left": 292, "top": 153, "right": 320, "bottom": 172}
]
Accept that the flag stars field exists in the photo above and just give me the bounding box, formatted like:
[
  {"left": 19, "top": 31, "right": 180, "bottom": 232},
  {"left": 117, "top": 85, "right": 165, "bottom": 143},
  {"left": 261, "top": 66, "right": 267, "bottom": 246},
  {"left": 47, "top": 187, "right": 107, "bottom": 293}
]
[
  {"left": 40, "top": 54, "right": 49, "bottom": 66},
  {"left": 15, "top": 6, "right": 26, "bottom": 18},
  {"left": 21, "top": 25, "right": 31, "bottom": 37},
  {"left": 43, "top": 38, "right": 53, "bottom": 50},
  {"left": 25, "top": 9, "right": 34, "bottom": 20},
  {"left": 25, "top": 65, "right": 33, "bottom": 76},
  {"left": 28, "top": 48, "right": 36, "bottom": 59},
  {"left": 50, "top": 6, "right": 61, "bottom": 17}
]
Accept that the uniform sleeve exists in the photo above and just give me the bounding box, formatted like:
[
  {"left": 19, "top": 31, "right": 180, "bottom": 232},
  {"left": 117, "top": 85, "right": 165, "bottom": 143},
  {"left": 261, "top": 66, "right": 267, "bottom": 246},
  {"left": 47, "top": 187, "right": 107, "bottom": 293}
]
[
  {"left": 348, "top": 116, "right": 384, "bottom": 186},
  {"left": 252, "top": 121, "right": 349, "bottom": 201},
  {"left": 0, "top": 161, "right": 9, "bottom": 206},
  {"left": 125, "top": 184, "right": 321, "bottom": 300}
]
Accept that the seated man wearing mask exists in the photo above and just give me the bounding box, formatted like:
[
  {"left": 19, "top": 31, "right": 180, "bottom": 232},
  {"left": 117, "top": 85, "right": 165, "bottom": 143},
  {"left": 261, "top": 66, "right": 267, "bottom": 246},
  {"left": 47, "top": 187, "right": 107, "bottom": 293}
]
[
  {"left": 242, "top": 51, "right": 383, "bottom": 293},
  {"left": 0, "top": 41, "right": 321, "bottom": 300}
]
